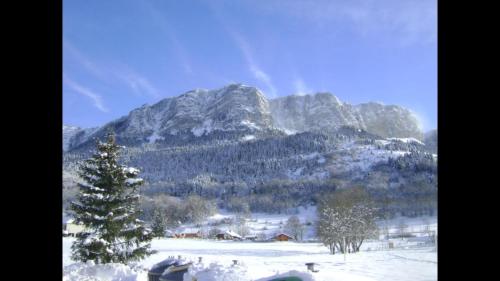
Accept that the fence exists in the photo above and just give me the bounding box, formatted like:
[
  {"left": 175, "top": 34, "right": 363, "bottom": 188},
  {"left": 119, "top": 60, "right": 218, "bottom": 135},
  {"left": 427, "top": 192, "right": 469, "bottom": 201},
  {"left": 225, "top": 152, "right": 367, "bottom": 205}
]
[{"left": 362, "top": 231, "right": 436, "bottom": 252}]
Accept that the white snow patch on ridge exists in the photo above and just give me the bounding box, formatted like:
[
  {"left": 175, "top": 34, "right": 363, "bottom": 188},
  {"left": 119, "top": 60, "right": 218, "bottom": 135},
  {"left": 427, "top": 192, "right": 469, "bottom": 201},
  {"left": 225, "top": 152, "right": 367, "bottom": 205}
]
[
  {"left": 241, "top": 135, "right": 256, "bottom": 141},
  {"left": 241, "top": 120, "right": 260, "bottom": 130},
  {"left": 387, "top": 137, "right": 424, "bottom": 145},
  {"left": 192, "top": 119, "right": 214, "bottom": 137}
]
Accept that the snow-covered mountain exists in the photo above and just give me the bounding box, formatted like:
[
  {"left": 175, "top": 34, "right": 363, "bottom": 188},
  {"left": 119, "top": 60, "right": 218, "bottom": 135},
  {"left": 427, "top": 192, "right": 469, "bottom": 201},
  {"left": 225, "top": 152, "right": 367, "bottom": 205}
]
[
  {"left": 65, "top": 84, "right": 423, "bottom": 150},
  {"left": 424, "top": 129, "right": 437, "bottom": 154},
  {"left": 269, "top": 94, "right": 422, "bottom": 139},
  {"left": 63, "top": 84, "right": 436, "bottom": 215},
  {"left": 63, "top": 125, "right": 82, "bottom": 151}
]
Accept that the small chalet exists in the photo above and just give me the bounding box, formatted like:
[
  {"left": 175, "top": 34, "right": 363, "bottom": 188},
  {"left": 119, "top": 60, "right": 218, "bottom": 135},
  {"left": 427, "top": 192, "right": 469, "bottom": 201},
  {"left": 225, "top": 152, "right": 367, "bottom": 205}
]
[
  {"left": 216, "top": 230, "right": 242, "bottom": 240},
  {"left": 175, "top": 228, "right": 201, "bottom": 239},
  {"left": 273, "top": 233, "right": 293, "bottom": 241}
]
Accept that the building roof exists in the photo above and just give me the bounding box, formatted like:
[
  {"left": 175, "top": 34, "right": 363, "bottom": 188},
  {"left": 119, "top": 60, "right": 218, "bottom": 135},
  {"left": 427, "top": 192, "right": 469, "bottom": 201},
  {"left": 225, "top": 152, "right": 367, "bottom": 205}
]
[
  {"left": 178, "top": 228, "right": 200, "bottom": 234},
  {"left": 220, "top": 230, "right": 242, "bottom": 239},
  {"left": 274, "top": 233, "right": 294, "bottom": 238}
]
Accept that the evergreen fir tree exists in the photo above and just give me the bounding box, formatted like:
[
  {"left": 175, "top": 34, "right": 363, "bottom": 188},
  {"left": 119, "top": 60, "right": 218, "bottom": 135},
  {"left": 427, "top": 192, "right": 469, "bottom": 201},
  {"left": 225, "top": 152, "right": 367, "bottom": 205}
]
[
  {"left": 70, "top": 132, "right": 154, "bottom": 264},
  {"left": 151, "top": 208, "right": 167, "bottom": 238}
]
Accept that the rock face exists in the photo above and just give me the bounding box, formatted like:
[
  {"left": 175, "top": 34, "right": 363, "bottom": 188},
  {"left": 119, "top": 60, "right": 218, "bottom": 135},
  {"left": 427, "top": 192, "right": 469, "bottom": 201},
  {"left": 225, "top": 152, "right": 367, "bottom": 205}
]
[
  {"left": 65, "top": 84, "right": 424, "bottom": 150},
  {"left": 354, "top": 102, "right": 423, "bottom": 140},
  {"left": 269, "top": 94, "right": 423, "bottom": 139},
  {"left": 269, "top": 93, "right": 361, "bottom": 133}
]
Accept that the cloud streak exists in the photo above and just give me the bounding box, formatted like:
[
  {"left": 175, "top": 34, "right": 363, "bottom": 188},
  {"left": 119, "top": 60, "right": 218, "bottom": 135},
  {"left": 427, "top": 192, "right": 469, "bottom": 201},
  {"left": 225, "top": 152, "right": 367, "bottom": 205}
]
[
  {"left": 238, "top": 0, "right": 436, "bottom": 45},
  {"left": 205, "top": 2, "right": 278, "bottom": 97},
  {"left": 231, "top": 32, "right": 277, "bottom": 98},
  {"left": 142, "top": 1, "right": 193, "bottom": 75},
  {"left": 64, "top": 39, "right": 106, "bottom": 79},
  {"left": 63, "top": 75, "right": 108, "bottom": 112},
  {"left": 293, "top": 77, "right": 312, "bottom": 96},
  {"left": 64, "top": 40, "right": 160, "bottom": 99},
  {"left": 110, "top": 63, "right": 161, "bottom": 99}
]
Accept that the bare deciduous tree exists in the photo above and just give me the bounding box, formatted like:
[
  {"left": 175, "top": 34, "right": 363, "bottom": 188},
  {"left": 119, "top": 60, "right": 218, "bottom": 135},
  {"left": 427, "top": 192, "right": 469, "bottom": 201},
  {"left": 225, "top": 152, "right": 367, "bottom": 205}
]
[
  {"left": 318, "top": 187, "right": 378, "bottom": 254},
  {"left": 285, "top": 215, "right": 305, "bottom": 241}
]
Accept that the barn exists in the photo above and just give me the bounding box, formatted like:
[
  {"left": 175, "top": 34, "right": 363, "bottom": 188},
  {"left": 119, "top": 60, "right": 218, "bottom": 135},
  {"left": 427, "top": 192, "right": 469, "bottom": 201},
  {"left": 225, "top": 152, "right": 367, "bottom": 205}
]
[{"left": 274, "top": 233, "right": 293, "bottom": 241}]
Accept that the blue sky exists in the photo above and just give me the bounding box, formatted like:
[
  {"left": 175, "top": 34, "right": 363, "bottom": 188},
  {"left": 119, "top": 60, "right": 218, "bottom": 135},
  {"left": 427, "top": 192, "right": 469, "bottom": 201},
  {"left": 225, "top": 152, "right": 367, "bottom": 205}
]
[{"left": 63, "top": 0, "right": 437, "bottom": 131}]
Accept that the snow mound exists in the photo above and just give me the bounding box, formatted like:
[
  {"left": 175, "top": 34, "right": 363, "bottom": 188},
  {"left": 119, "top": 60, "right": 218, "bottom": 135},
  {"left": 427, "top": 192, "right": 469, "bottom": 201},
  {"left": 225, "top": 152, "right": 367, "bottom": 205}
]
[
  {"left": 63, "top": 261, "right": 148, "bottom": 281},
  {"left": 183, "top": 262, "right": 251, "bottom": 281},
  {"left": 255, "top": 270, "right": 317, "bottom": 281}
]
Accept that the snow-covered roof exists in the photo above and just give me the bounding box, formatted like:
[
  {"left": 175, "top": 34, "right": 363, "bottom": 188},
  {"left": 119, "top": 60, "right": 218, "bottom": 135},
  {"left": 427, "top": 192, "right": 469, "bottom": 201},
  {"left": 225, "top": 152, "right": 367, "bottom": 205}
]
[
  {"left": 274, "top": 233, "right": 293, "bottom": 238},
  {"left": 225, "top": 230, "right": 242, "bottom": 239},
  {"left": 178, "top": 228, "right": 200, "bottom": 234}
]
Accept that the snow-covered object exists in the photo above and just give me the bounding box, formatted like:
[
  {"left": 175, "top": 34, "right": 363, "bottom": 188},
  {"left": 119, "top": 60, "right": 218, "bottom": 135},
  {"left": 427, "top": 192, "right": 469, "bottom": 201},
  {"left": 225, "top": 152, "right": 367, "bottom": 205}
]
[
  {"left": 254, "top": 270, "right": 317, "bottom": 281},
  {"left": 183, "top": 262, "right": 251, "bottom": 281},
  {"left": 225, "top": 230, "right": 242, "bottom": 239},
  {"left": 63, "top": 261, "right": 148, "bottom": 281}
]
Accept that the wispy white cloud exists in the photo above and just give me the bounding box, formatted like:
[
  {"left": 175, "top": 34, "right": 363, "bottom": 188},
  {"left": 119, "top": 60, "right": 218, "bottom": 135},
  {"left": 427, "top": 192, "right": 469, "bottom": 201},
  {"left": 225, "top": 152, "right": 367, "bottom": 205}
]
[
  {"left": 293, "top": 78, "right": 312, "bottom": 96},
  {"left": 63, "top": 75, "right": 108, "bottom": 112},
  {"left": 231, "top": 32, "right": 277, "bottom": 97},
  {"left": 124, "top": 74, "right": 160, "bottom": 98},
  {"left": 109, "top": 63, "right": 161, "bottom": 99},
  {"left": 205, "top": 2, "right": 278, "bottom": 97},
  {"left": 64, "top": 40, "right": 106, "bottom": 79},
  {"left": 64, "top": 39, "right": 160, "bottom": 99},
  {"left": 238, "top": 0, "right": 436, "bottom": 45},
  {"left": 142, "top": 1, "right": 193, "bottom": 75}
]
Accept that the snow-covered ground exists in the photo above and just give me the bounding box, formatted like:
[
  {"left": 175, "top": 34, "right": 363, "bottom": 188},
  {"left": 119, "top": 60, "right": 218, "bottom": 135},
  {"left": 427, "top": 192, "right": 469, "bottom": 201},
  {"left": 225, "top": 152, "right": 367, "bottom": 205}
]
[
  {"left": 179, "top": 207, "right": 436, "bottom": 242},
  {"left": 63, "top": 212, "right": 437, "bottom": 281},
  {"left": 64, "top": 238, "right": 436, "bottom": 281}
]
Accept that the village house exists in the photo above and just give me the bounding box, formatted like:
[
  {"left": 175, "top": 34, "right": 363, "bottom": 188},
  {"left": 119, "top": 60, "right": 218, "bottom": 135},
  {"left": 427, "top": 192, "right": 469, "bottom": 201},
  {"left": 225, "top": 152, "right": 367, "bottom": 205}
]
[
  {"left": 174, "top": 228, "right": 202, "bottom": 239},
  {"left": 273, "top": 233, "right": 294, "bottom": 241},
  {"left": 216, "top": 230, "right": 243, "bottom": 240}
]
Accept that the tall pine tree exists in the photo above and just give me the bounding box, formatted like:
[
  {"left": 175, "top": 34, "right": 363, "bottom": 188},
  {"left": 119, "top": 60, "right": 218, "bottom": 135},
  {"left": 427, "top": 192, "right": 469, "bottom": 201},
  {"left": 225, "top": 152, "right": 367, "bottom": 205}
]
[
  {"left": 151, "top": 208, "right": 167, "bottom": 238},
  {"left": 70, "top": 132, "right": 153, "bottom": 264}
]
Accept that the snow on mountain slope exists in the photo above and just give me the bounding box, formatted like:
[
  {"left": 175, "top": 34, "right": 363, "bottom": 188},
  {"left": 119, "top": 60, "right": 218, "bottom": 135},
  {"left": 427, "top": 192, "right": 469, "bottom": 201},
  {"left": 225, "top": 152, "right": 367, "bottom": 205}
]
[
  {"left": 63, "top": 125, "right": 81, "bottom": 151},
  {"left": 67, "top": 84, "right": 274, "bottom": 150},
  {"left": 269, "top": 93, "right": 361, "bottom": 133},
  {"left": 269, "top": 95, "right": 423, "bottom": 140},
  {"left": 65, "top": 84, "right": 424, "bottom": 150},
  {"left": 355, "top": 103, "right": 423, "bottom": 140}
]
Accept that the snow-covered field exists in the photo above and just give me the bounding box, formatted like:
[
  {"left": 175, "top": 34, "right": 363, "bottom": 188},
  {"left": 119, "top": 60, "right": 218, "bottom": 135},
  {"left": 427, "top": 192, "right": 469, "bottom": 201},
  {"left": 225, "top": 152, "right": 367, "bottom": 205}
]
[
  {"left": 63, "top": 210, "right": 436, "bottom": 280},
  {"left": 64, "top": 237, "right": 436, "bottom": 281}
]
